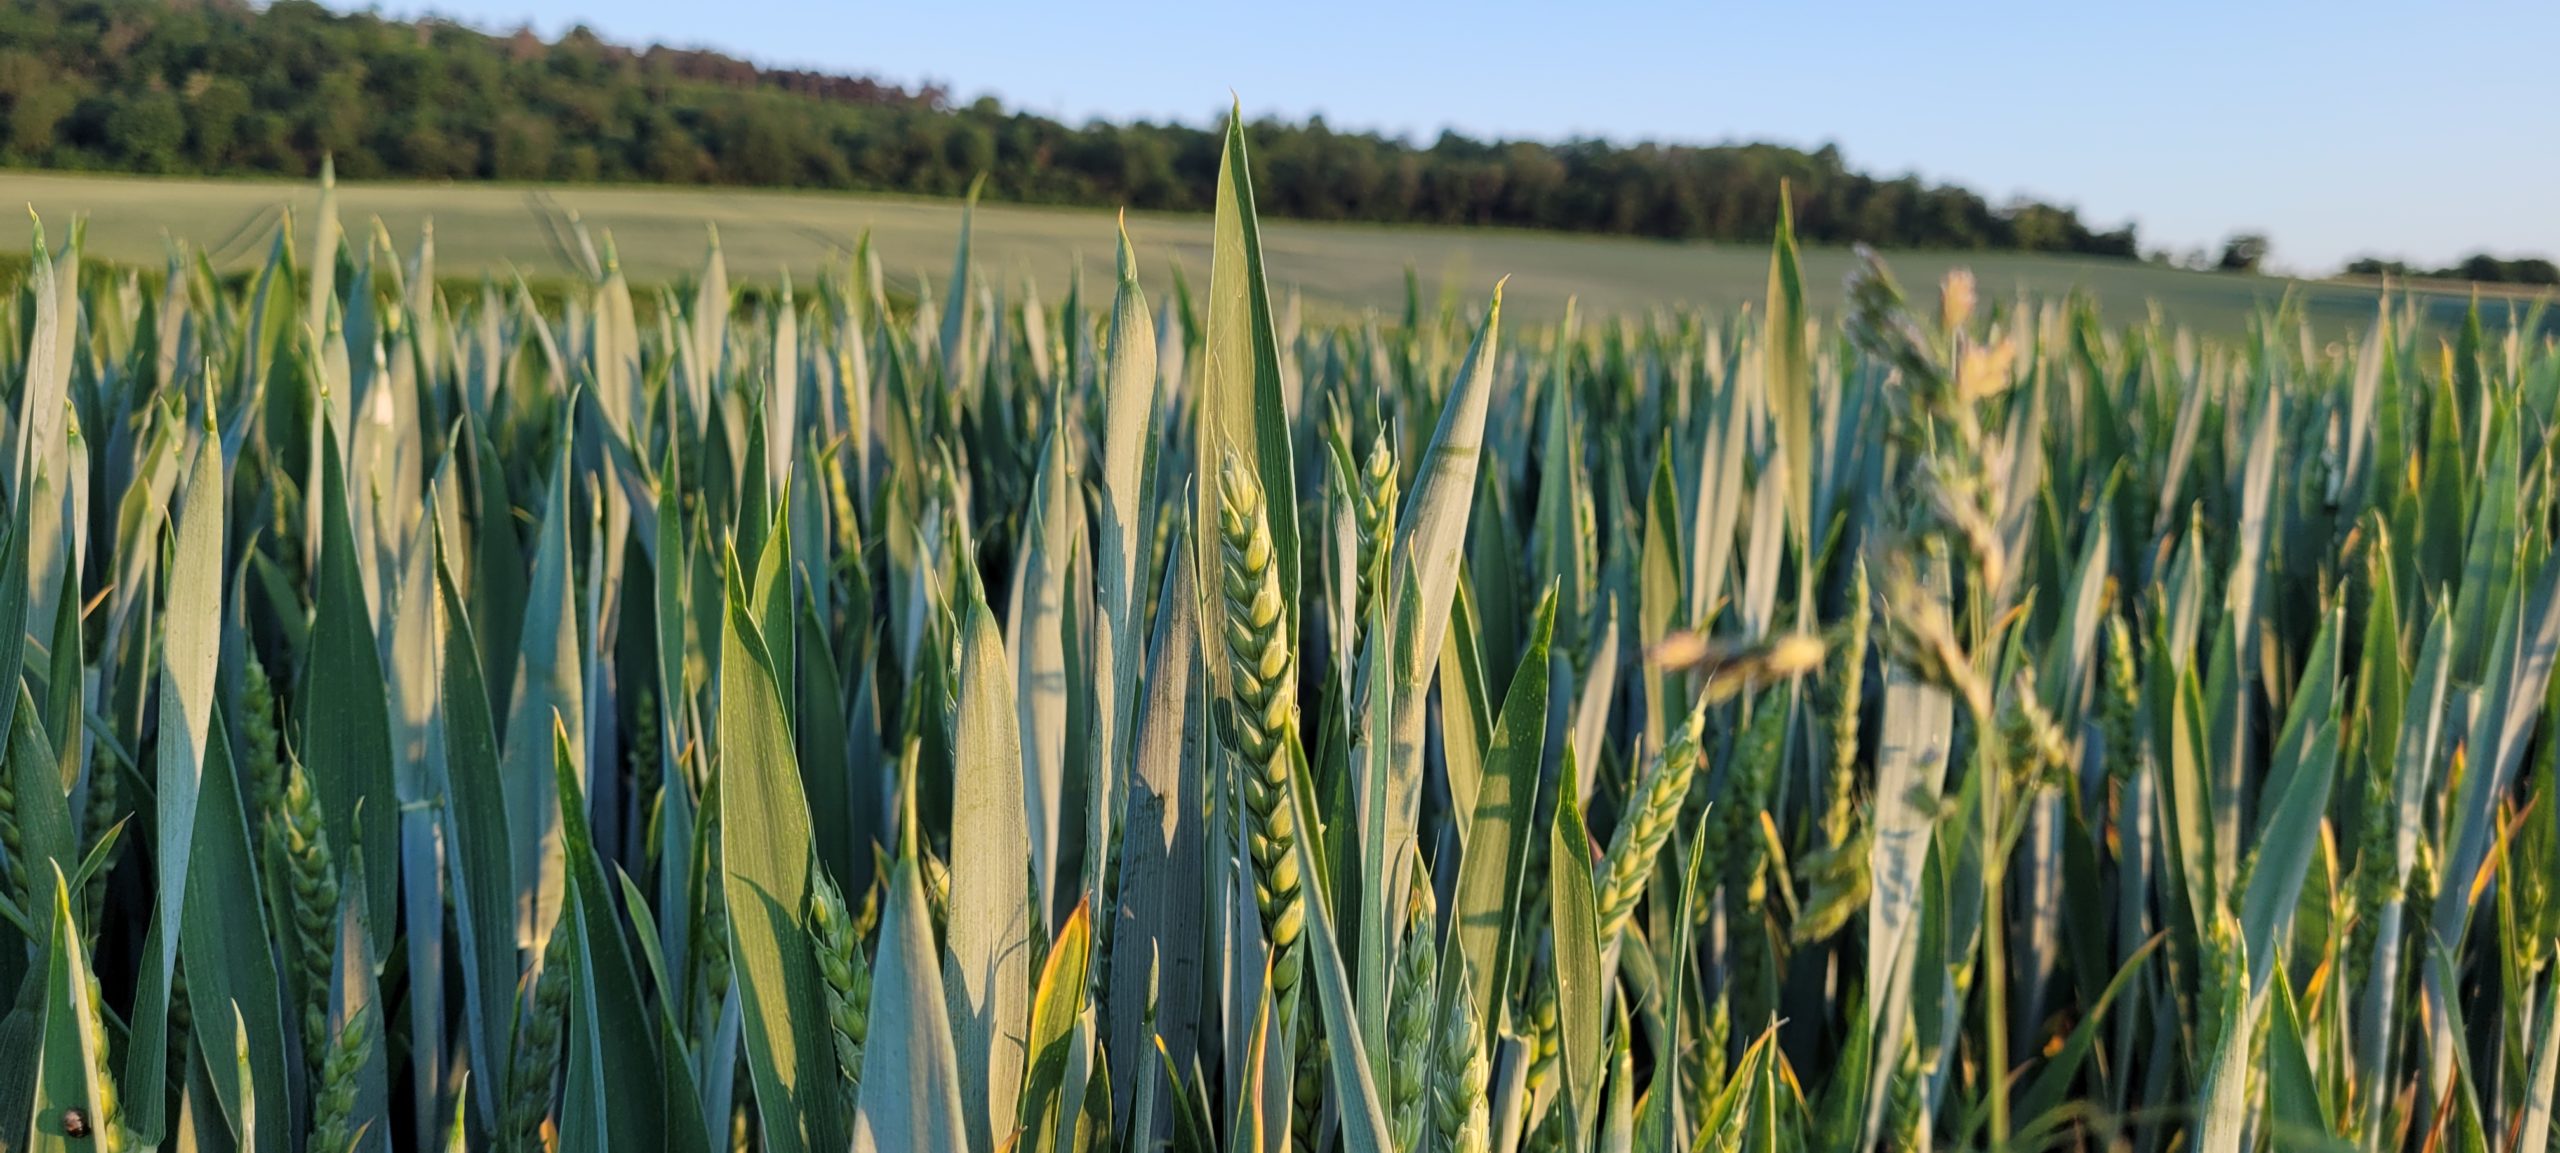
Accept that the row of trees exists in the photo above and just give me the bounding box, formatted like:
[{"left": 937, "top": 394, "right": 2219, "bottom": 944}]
[
  {"left": 2344, "top": 253, "right": 2560, "bottom": 286},
  {"left": 0, "top": 0, "right": 2145, "bottom": 254}
]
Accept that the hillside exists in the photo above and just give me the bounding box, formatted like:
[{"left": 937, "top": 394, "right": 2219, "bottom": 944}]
[{"left": 0, "top": 0, "right": 2143, "bottom": 256}]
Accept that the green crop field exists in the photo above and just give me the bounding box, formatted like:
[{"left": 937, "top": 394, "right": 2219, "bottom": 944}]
[
  {"left": 0, "top": 167, "right": 2533, "bottom": 335},
  {"left": 0, "top": 116, "right": 2554, "bottom": 1153}
]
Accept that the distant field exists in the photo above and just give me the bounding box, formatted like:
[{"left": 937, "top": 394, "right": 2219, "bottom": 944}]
[{"left": 0, "top": 169, "right": 2538, "bottom": 335}]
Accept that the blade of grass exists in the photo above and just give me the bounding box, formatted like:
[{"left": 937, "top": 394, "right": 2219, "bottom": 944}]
[
  {"left": 852, "top": 855, "right": 968, "bottom": 1153},
  {"left": 180, "top": 710, "right": 290, "bottom": 1153},
  {"left": 947, "top": 582, "right": 1035, "bottom": 1148},
  {"left": 1448, "top": 590, "right": 1558, "bottom": 1035},
  {"left": 434, "top": 513, "right": 516, "bottom": 1131},
  {"left": 1552, "top": 743, "right": 1605, "bottom": 1148},
  {"left": 300, "top": 423, "right": 399, "bottom": 952},
  {"left": 720, "top": 558, "right": 849, "bottom": 1153}
]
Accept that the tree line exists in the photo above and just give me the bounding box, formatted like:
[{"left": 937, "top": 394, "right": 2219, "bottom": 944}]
[
  {"left": 2344, "top": 253, "right": 2560, "bottom": 287},
  {"left": 0, "top": 0, "right": 2153, "bottom": 256}
]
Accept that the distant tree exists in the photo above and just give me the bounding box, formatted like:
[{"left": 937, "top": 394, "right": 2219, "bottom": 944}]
[
  {"left": 2454, "top": 254, "right": 2507, "bottom": 284},
  {"left": 303, "top": 68, "right": 370, "bottom": 171},
  {"left": 2007, "top": 202, "right": 2073, "bottom": 252},
  {"left": 558, "top": 142, "right": 602, "bottom": 182},
  {"left": 2338, "top": 253, "right": 2556, "bottom": 285},
  {"left": 0, "top": 51, "right": 74, "bottom": 163},
  {"left": 188, "top": 77, "right": 250, "bottom": 170},
  {"left": 637, "top": 110, "right": 708, "bottom": 183},
  {"left": 943, "top": 119, "right": 995, "bottom": 185},
  {"left": 491, "top": 110, "right": 555, "bottom": 180},
  {"left": 107, "top": 90, "right": 186, "bottom": 172},
  {"left": 2218, "top": 232, "right": 2271, "bottom": 273},
  {"left": 2451, "top": 253, "right": 2560, "bottom": 285}
]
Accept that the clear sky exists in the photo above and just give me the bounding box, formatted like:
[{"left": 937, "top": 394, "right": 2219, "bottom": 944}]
[{"left": 357, "top": 0, "right": 2558, "bottom": 272}]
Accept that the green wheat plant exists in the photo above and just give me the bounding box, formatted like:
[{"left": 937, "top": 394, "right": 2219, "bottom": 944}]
[{"left": 0, "top": 103, "right": 2545, "bottom": 1153}]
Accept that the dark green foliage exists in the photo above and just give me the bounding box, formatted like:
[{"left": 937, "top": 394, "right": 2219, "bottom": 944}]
[{"left": 0, "top": 0, "right": 2140, "bottom": 255}]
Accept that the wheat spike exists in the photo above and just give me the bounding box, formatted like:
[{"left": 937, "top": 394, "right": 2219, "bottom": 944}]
[
  {"left": 1593, "top": 701, "right": 1706, "bottom": 945},
  {"left": 505, "top": 944, "right": 573, "bottom": 1152},
  {"left": 1353, "top": 428, "right": 1398, "bottom": 651},
  {"left": 1216, "top": 451, "right": 1307, "bottom": 1000},
  {"left": 310, "top": 1008, "right": 373, "bottom": 1153},
  {"left": 809, "top": 866, "right": 872, "bottom": 1114},
  {"left": 1431, "top": 973, "right": 1490, "bottom": 1153},
  {"left": 1388, "top": 877, "right": 1439, "bottom": 1151},
  {"left": 279, "top": 759, "right": 340, "bottom": 1068}
]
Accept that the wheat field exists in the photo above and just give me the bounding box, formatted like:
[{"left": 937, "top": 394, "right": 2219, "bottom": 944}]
[{"left": 0, "top": 121, "right": 2548, "bottom": 1153}]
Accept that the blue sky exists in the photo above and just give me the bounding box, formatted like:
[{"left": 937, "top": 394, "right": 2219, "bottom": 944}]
[{"left": 360, "top": 0, "right": 2559, "bottom": 271}]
